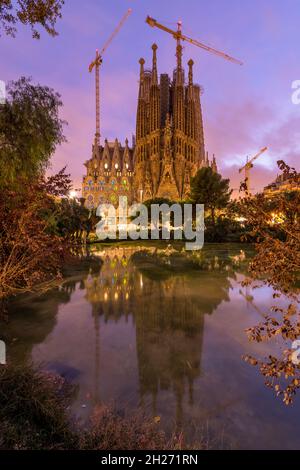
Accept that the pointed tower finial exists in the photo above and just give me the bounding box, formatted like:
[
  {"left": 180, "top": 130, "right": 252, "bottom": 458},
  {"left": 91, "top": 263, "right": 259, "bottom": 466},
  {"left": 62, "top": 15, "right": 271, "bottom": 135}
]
[
  {"left": 139, "top": 57, "right": 145, "bottom": 75},
  {"left": 188, "top": 59, "right": 194, "bottom": 86},
  {"left": 151, "top": 44, "right": 158, "bottom": 85},
  {"left": 176, "top": 44, "right": 183, "bottom": 69},
  {"left": 138, "top": 58, "right": 145, "bottom": 99}
]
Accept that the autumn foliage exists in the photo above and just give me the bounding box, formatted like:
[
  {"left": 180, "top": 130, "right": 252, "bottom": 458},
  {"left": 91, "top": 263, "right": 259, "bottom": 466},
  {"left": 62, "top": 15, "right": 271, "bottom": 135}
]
[
  {"left": 0, "top": 171, "right": 72, "bottom": 307},
  {"left": 238, "top": 162, "right": 300, "bottom": 404}
]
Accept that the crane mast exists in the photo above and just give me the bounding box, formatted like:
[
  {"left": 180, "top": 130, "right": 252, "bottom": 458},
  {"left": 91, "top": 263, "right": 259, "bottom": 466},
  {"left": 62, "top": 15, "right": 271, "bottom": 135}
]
[
  {"left": 239, "top": 147, "right": 268, "bottom": 196},
  {"left": 146, "top": 15, "right": 243, "bottom": 65},
  {"left": 89, "top": 9, "right": 132, "bottom": 146}
]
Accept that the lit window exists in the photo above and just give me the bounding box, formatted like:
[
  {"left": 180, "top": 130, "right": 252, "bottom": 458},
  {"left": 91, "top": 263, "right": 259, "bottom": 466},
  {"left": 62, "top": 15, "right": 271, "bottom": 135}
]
[
  {"left": 115, "top": 163, "right": 118, "bottom": 169},
  {"left": 104, "top": 163, "right": 108, "bottom": 169},
  {"left": 125, "top": 163, "right": 129, "bottom": 169}
]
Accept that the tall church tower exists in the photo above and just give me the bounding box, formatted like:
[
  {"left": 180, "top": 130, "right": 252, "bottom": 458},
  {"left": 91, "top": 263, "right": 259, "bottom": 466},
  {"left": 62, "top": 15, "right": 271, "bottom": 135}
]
[
  {"left": 134, "top": 42, "right": 209, "bottom": 202},
  {"left": 83, "top": 42, "right": 218, "bottom": 209}
]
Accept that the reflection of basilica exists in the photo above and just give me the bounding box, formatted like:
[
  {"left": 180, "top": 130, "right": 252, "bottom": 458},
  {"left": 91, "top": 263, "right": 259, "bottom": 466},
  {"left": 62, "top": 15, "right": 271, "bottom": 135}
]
[
  {"left": 6, "top": 244, "right": 247, "bottom": 429},
  {"left": 84, "top": 245, "right": 236, "bottom": 425}
]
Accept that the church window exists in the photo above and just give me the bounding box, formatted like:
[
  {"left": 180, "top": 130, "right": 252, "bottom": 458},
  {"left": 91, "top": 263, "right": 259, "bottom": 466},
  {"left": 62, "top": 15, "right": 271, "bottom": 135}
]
[
  {"left": 104, "top": 162, "right": 108, "bottom": 169},
  {"left": 115, "top": 163, "right": 119, "bottom": 169},
  {"left": 111, "top": 179, "right": 118, "bottom": 190}
]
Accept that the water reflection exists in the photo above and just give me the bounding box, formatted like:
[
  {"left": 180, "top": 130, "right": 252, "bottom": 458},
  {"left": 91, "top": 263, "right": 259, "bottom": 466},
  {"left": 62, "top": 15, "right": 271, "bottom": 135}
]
[
  {"left": 80, "top": 244, "right": 247, "bottom": 426},
  {"left": 8, "top": 243, "right": 292, "bottom": 448},
  {"left": 3, "top": 255, "right": 103, "bottom": 362}
]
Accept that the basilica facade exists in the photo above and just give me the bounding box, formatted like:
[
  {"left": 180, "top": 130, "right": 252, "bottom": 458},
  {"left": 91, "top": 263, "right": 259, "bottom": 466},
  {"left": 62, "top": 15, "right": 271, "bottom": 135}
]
[{"left": 82, "top": 43, "right": 217, "bottom": 209}]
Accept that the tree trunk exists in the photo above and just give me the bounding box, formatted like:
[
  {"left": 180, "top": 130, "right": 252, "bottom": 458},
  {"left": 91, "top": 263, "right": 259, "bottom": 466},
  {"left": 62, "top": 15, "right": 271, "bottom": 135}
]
[{"left": 211, "top": 207, "right": 215, "bottom": 226}]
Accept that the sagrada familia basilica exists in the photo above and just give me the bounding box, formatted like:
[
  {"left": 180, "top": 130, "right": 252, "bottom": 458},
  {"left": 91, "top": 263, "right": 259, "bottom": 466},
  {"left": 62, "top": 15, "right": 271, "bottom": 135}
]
[{"left": 82, "top": 42, "right": 217, "bottom": 208}]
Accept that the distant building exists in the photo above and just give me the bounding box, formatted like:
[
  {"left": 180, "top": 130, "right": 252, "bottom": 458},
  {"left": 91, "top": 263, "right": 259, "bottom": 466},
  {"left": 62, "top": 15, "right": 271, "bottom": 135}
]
[
  {"left": 264, "top": 172, "right": 300, "bottom": 196},
  {"left": 82, "top": 42, "right": 217, "bottom": 209},
  {"left": 82, "top": 138, "right": 134, "bottom": 209}
]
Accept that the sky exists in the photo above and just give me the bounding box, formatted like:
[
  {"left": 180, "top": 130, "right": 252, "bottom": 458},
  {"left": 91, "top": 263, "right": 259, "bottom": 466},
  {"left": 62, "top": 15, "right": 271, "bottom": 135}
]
[{"left": 1, "top": 0, "right": 299, "bottom": 193}]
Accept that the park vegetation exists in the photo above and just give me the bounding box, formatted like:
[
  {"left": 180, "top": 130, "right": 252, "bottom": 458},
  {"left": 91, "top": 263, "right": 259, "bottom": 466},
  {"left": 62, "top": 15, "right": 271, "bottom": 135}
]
[
  {"left": 0, "top": 77, "right": 93, "bottom": 312},
  {"left": 0, "top": 0, "right": 64, "bottom": 38},
  {"left": 236, "top": 162, "right": 300, "bottom": 405}
]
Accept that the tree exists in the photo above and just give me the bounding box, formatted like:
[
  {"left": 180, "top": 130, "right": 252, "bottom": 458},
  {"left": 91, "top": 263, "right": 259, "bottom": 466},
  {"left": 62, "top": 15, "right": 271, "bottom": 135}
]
[
  {"left": 238, "top": 162, "right": 300, "bottom": 404},
  {"left": 0, "top": 0, "right": 64, "bottom": 38},
  {"left": 0, "top": 167, "right": 90, "bottom": 309},
  {"left": 190, "top": 167, "right": 232, "bottom": 225},
  {"left": 0, "top": 77, "right": 66, "bottom": 186}
]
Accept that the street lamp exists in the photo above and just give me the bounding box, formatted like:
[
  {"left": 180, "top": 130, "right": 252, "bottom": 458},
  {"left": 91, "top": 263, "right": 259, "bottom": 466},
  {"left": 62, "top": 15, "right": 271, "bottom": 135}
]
[{"left": 69, "top": 190, "right": 77, "bottom": 199}]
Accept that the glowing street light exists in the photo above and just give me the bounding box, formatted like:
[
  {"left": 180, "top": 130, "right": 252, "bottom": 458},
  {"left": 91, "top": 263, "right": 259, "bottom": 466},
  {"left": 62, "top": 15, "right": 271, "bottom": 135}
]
[{"left": 69, "top": 190, "right": 77, "bottom": 199}]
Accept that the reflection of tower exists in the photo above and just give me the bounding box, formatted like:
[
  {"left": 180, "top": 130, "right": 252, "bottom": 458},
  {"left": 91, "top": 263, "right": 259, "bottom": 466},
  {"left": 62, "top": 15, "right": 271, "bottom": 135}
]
[
  {"left": 93, "top": 304, "right": 101, "bottom": 404},
  {"left": 83, "top": 245, "right": 234, "bottom": 427},
  {"left": 85, "top": 269, "right": 102, "bottom": 404},
  {"left": 134, "top": 275, "right": 205, "bottom": 428}
]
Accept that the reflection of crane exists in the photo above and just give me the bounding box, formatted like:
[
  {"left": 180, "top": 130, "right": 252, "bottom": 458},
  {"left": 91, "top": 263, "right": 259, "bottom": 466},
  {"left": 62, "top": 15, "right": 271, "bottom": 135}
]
[
  {"left": 239, "top": 289, "right": 265, "bottom": 319},
  {"left": 89, "top": 9, "right": 132, "bottom": 146},
  {"left": 239, "top": 147, "right": 268, "bottom": 196},
  {"left": 146, "top": 16, "right": 243, "bottom": 65}
]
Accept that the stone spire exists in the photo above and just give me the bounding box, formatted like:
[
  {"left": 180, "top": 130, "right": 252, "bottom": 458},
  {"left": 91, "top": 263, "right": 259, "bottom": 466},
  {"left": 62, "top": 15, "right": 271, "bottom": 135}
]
[
  {"left": 151, "top": 43, "right": 158, "bottom": 86},
  {"left": 138, "top": 58, "right": 145, "bottom": 99},
  {"left": 211, "top": 154, "right": 218, "bottom": 173},
  {"left": 186, "top": 59, "right": 196, "bottom": 141},
  {"left": 176, "top": 44, "right": 183, "bottom": 69},
  {"left": 149, "top": 43, "right": 160, "bottom": 135},
  {"left": 188, "top": 59, "right": 194, "bottom": 87},
  {"left": 175, "top": 44, "right": 184, "bottom": 85},
  {"left": 137, "top": 58, "right": 147, "bottom": 141}
]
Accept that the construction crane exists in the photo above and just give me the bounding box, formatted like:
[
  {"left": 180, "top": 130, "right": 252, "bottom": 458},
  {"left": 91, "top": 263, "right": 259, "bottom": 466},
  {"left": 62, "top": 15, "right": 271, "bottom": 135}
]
[
  {"left": 239, "top": 147, "right": 268, "bottom": 196},
  {"left": 89, "top": 8, "right": 132, "bottom": 146},
  {"left": 146, "top": 16, "right": 243, "bottom": 65}
]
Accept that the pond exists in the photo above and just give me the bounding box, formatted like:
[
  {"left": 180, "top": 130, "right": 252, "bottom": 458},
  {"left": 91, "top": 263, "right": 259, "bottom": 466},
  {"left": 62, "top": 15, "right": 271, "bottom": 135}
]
[{"left": 2, "top": 242, "right": 300, "bottom": 449}]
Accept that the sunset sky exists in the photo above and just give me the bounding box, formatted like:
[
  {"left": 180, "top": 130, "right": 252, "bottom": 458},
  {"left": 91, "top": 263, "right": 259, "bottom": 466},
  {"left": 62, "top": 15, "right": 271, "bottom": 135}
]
[{"left": 1, "top": 0, "right": 299, "bottom": 193}]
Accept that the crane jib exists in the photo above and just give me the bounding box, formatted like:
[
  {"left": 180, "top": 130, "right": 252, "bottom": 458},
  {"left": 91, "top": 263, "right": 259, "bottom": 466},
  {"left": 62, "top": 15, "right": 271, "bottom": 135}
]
[{"left": 146, "top": 15, "right": 243, "bottom": 66}]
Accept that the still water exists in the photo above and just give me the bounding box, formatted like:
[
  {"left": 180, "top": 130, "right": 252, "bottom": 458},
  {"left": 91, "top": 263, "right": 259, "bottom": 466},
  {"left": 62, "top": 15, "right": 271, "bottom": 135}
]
[{"left": 3, "top": 242, "right": 300, "bottom": 449}]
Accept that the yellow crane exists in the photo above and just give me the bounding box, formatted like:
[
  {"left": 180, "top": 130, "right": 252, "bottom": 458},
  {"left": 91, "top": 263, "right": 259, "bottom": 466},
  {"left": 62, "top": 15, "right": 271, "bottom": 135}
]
[
  {"left": 89, "top": 8, "right": 132, "bottom": 146},
  {"left": 239, "top": 147, "right": 268, "bottom": 196},
  {"left": 146, "top": 16, "right": 243, "bottom": 65}
]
